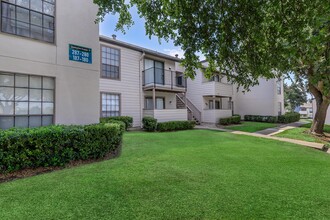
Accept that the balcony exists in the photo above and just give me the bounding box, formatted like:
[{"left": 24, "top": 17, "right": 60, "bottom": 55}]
[
  {"left": 202, "top": 109, "right": 233, "bottom": 123},
  {"left": 142, "top": 67, "right": 187, "bottom": 93},
  {"left": 143, "top": 109, "right": 188, "bottom": 122},
  {"left": 202, "top": 81, "right": 233, "bottom": 97}
]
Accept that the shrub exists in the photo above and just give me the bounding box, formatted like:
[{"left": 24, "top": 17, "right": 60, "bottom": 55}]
[
  {"left": 277, "top": 112, "right": 300, "bottom": 123},
  {"left": 142, "top": 117, "right": 158, "bottom": 131},
  {"left": 156, "top": 121, "right": 196, "bottom": 132},
  {"left": 219, "top": 115, "right": 241, "bottom": 125},
  {"left": 244, "top": 115, "right": 278, "bottom": 123},
  {"left": 0, "top": 123, "right": 124, "bottom": 174},
  {"left": 100, "top": 116, "right": 133, "bottom": 130}
]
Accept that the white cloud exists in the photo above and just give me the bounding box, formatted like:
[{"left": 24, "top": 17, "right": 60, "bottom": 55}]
[
  {"left": 163, "top": 49, "right": 206, "bottom": 61},
  {"left": 163, "top": 48, "right": 185, "bottom": 58}
]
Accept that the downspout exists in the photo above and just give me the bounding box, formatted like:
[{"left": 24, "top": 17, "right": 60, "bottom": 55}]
[{"left": 139, "top": 51, "right": 145, "bottom": 128}]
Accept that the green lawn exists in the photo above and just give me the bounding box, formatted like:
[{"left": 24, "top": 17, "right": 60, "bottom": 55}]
[
  {"left": 225, "top": 121, "right": 278, "bottom": 132},
  {"left": 275, "top": 123, "right": 330, "bottom": 145},
  {"left": 1, "top": 130, "right": 330, "bottom": 219}
]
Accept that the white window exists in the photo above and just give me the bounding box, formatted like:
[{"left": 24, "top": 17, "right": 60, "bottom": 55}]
[
  {"left": 1, "top": 0, "right": 55, "bottom": 43},
  {"left": 277, "top": 79, "right": 282, "bottom": 95},
  {"left": 101, "top": 46, "right": 120, "bottom": 79},
  {"left": 145, "top": 97, "right": 165, "bottom": 110},
  {"left": 144, "top": 59, "right": 164, "bottom": 85},
  {"left": 208, "top": 100, "right": 214, "bottom": 109},
  {"left": 0, "top": 73, "right": 55, "bottom": 129},
  {"left": 101, "top": 93, "right": 120, "bottom": 117},
  {"left": 211, "top": 75, "right": 220, "bottom": 82}
]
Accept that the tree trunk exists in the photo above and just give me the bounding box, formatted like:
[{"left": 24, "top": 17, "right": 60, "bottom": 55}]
[
  {"left": 308, "top": 74, "right": 330, "bottom": 135},
  {"left": 311, "top": 100, "right": 329, "bottom": 135}
]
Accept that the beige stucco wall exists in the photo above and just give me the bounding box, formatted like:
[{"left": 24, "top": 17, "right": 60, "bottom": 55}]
[
  {"left": 233, "top": 78, "right": 285, "bottom": 117},
  {"left": 0, "top": 1, "right": 100, "bottom": 125},
  {"left": 186, "top": 68, "right": 205, "bottom": 112}
]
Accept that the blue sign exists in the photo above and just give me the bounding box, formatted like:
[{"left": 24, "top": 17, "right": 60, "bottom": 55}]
[{"left": 69, "top": 44, "right": 92, "bottom": 64}]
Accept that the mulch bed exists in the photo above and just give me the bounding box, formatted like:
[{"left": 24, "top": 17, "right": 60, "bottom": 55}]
[{"left": 0, "top": 145, "right": 122, "bottom": 184}]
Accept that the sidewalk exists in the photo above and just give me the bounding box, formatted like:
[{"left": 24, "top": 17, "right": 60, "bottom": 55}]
[
  {"left": 254, "top": 121, "right": 309, "bottom": 136},
  {"left": 195, "top": 124, "right": 328, "bottom": 153},
  {"left": 231, "top": 130, "right": 326, "bottom": 151}
]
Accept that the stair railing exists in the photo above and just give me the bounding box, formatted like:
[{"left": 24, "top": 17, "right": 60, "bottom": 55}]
[{"left": 176, "top": 93, "right": 202, "bottom": 122}]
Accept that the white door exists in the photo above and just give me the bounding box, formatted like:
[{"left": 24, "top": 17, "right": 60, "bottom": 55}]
[{"left": 156, "top": 98, "right": 164, "bottom": 109}]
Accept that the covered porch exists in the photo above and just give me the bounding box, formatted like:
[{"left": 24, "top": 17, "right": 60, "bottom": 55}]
[
  {"left": 143, "top": 89, "right": 188, "bottom": 122},
  {"left": 202, "top": 95, "right": 233, "bottom": 123}
]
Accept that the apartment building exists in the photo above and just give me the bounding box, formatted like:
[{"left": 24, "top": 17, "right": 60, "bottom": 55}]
[
  {"left": 99, "top": 36, "right": 188, "bottom": 127},
  {"left": 186, "top": 61, "right": 285, "bottom": 123},
  {"left": 0, "top": 0, "right": 100, "bottom": 129},
  {"left": 99, "top": 37, "right": 284, "bottom": 126},
  {"left": 297, "top": 102, "right": 313, "bottom": 118},
  {"left": 0, "top": 1, "right": 284, "bottom": 129}
]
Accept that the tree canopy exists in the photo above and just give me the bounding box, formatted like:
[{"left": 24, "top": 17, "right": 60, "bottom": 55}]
[
  {"left": 94, "top": 0, "right": 330, "bottom": 134},
  {"left": 284, "top": 79, "right": 307, "bottom": 112}
]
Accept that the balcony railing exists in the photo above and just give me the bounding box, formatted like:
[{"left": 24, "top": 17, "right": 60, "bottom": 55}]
[{"left": 142, "top": 67, "right": 187, "bottom": 90}]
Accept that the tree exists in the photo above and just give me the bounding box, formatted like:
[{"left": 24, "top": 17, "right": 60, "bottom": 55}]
[
  {"left": 94, "top": 0, "right": 330, "bottom": 135},
  {"left": 284, "top": 81, "right": 307, "bottom": 112}
]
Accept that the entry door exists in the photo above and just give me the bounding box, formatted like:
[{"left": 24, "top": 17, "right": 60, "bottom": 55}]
[{"left": 156, "top": 97, "right": 165, "bottom": 109}]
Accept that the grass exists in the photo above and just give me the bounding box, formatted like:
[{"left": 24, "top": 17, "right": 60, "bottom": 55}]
[
  {"left": 225, "top": 121, "right": 278, "bottom": 132},
  {"left": 275, "top": 123, "right": 330, "bottom": 145},
  {"left": 0, "top": 130, "right": 330, "bottom": 219}
]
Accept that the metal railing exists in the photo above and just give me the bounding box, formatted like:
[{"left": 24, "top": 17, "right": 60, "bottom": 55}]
[
  {"left": 142, "top": 67, "right": 187, "bottom": 89},
  {"left": 176, "top": 93, "right": 201, "bottom": 122}
]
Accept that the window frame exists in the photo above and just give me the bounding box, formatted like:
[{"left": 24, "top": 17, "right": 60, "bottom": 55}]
[
  {"left": 215, "top": 100, "right": 220, "bottom": 109},
  {"left": 0, "top": 0, "right": 56, "bottom": 44},
  {"left": 278, "top": 102, "right": 282, "bottom": 116},
  {"left": 144, "top": 58, "right": 165, "bottom": 85},
  {"left": 100, "top": 92, "right": 121, "bottom": 117},
  {"left": 100, "top": 45, "right": 121, "bottom": 80},
  {"left": 0, "top": 72, "right": 55, "bottom": 129},
  {"left": 144, "top": 96, "right": 165, "bottom": 110},
  {"left": 208, "top": 100, "right": 214, "bottom": 109},
  {"left": 277, "top": 79, "right": 282, "bottom": 95}
]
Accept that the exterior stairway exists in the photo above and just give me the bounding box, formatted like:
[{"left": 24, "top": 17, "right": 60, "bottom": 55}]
[{"left": 176, "top": 93, "right": 201, "bottom": 125}]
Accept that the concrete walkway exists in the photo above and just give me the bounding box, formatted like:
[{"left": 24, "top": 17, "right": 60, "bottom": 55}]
[
  {"left": 195, "top": 125, "right": 328, "bottom": 153},
  {"left": 254, "top": 121, "right": 309, "bottom": 136},
  {"left": 231, "top": 131, "right": 326, "bottom": 151}
]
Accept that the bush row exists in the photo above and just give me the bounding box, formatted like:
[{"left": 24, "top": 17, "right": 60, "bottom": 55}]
[
  {"left": 278, "top": 112, "right": 301, "bottom": 123},
  {"left": 142, "top": 117, "right": 158, "bottom": 131},
  {"left": 142, "top": 117, "right": 195, "bottom": 132},
  {"left": 219, "top": 115, "right": 241, "bottom": 125},
  {"left": 100, "top": 116, "right": 133, "bottom": 130},
  {"left": 244, "top": 113, "right": 300, "bottom": 123},
  {"left": 244, "top": 115, "right": 278, "bottom": 123},
  {"left": 0, "top": 123, "right": 124, "bottom": 173},
  {"left": 157, "top": 121, "right": 196, "bottom": 132}
]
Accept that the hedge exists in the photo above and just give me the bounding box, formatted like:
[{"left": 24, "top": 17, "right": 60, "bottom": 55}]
[
  {"left": 244, "top": 113, "right": 300, "bottom": 124},
  {"left": 156, "top": 120, "right": 196, "bottom": 132},
  {"left": 0, "top": 123, "right": 124, "bottom": 173},
  {"left": 100, "top": 116, "right": 133, "bottom": 130},
  {"left": 219, "top": 115, "right": 241, "bottom": 125},
  {"left": 244, "top": 115, "right": 278, "bottom": 123},
  {"left": 142, "top": 117, "right": 158, "bottom": 131},
  {"left": 277, "top": 112, "right": 300, "bottom": 123}
]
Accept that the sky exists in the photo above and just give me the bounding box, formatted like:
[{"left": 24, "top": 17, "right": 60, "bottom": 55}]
[{"left": 99, "top": 7, "right": 185, "bottom": 58}]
